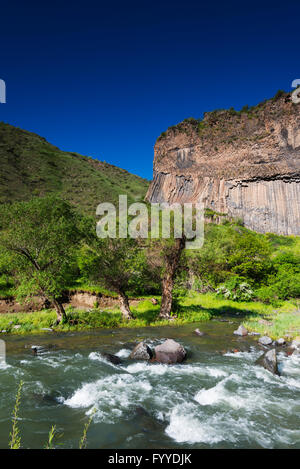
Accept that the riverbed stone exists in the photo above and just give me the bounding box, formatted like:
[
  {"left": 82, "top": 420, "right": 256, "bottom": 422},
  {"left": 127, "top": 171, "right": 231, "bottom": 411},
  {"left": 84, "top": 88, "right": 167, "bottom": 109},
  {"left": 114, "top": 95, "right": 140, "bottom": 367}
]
[
  {"left": 194, "top": 328, "right": 205, "bottom": 336},
  {"left": 256, "top": 349, "right": 279, "bottom": 375},
  {"left": 103, "top": 353, "right": 122, "bottom": 365},
  {"left": 291, "top": 337, "right": 300, "bottom": 349},
  {"left": 276, "top": 338, "right": 286, "bottom": 346},
  {"left": 130, "top": 342, "right": 153, "bottom": 360},
  {"left": 258, "top": 335, "right": 273, "bottom": 346},
  {"left": 154, "top": 339, "right": 186, "bottom": 364},
  {"left": 233, "top": 325, "right": 248, "bottom": 336}
]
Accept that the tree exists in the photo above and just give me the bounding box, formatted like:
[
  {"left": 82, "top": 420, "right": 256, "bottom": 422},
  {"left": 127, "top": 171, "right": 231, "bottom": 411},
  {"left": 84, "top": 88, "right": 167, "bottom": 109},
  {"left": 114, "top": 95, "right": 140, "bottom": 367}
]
[
  {"left": 82, "top": 237, "right": 146, "bottom": 320},
  {"left": 147, "top": 237, "right": 186, "bottom": 319},
  {"left": 0, "top": 196, "right": 80, "bottom": 323}
]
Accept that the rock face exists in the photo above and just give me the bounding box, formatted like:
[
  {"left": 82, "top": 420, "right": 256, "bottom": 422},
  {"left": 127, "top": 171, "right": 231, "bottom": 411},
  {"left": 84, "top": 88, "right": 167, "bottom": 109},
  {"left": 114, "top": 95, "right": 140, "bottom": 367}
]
[
  {"left": 256, "top": 349, "right": 280, "bottom": 375},
  {"left": 146, "top": 93, "right": 300, "bottom": 235},
  {"left": 154, "top": 339, "right": 187, "bottom": 364},
  {"left": 130, "top": 342, "right": 153, "bottom": 360}
]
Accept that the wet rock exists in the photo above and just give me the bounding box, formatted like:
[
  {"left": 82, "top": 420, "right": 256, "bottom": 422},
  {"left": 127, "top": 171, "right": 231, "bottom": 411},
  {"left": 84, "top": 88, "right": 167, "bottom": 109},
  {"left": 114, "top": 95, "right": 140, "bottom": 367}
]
[
  {"left": 258, "top": 336, "right": 273, "bottom": 346},
  {"left": 256, "top": 349, "right": 280, "bottom": 375},
  {"left": 130, "top": 342, "right": 153, "bottom": 360},
  {"left": 154, "top": 339, "right": 186, "bottom": 364},
  {"left": 233, "top": 325, "right": 248, "bottom": 336},
  {"left": 103, "top": 353, "right": 122, "bottom": 365},
  {"left": 291, "top": 337, "right": 300, "bottom": 350},
  {"left": 276, "top": 338, "right": 286, "bottom": 346},
  {"left": 194, "top": 328, "right": 205, "bottom": 336}
]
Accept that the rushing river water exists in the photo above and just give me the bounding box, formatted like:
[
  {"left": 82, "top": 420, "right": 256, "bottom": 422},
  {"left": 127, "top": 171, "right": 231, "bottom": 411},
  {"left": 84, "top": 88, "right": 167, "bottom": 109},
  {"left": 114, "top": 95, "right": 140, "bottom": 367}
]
[{"left": 0, "top": 320, "right": 300, "bottom": 449}]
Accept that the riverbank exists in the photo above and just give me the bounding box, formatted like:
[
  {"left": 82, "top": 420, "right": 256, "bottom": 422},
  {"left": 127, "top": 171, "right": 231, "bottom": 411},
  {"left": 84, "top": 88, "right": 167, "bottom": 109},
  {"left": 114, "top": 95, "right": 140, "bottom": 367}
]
[{"left": 0, "top": 292, "right": 298, "bottom": 339}]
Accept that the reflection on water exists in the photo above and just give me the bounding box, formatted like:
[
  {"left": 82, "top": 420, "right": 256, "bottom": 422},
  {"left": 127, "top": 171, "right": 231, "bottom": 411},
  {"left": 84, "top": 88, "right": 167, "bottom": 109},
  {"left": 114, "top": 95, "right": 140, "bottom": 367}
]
[{"left": 0, "top": 321, "right": 300, "bottom": 449}]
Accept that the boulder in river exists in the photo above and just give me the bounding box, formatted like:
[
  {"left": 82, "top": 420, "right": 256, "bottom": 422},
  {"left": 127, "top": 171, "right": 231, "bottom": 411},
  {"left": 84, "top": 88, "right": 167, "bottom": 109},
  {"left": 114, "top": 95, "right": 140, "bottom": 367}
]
[
  {"left": 194, "top": 328, "right": 205, "bottom": 336},
  {"left": 233, "top": 325, "right": 248, "bottom": 336},
  {"left": 258, "top": 336, "right": 273, "bottom": 346},
  {"left": 130, "top": 342, "right": 153, "bottom": 360},
  {"left": 154, "top": 339, "right": 186, "bottom": 364},
  {"left": 103, "top": 353, "right": 122, "bottom": 365},
  {"left": 256, "top": 349, "right": 280, "bottom": 375}
]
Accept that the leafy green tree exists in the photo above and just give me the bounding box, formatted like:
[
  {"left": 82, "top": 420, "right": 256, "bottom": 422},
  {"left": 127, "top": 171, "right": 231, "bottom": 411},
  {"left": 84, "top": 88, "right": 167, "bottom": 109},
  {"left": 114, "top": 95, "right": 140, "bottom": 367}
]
[
  {"left": 0, "top": 196, "right": 81, "bottom": 323},
  {"left": 82, "top": 237, "right": 147, "bottom": 319}
]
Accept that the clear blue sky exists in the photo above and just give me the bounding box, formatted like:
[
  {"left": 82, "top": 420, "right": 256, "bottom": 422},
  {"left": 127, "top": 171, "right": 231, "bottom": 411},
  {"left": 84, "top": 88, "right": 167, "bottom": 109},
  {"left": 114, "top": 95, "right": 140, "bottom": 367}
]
[{"left": 0, "top": 0, "right": 299, "bottom": 179}]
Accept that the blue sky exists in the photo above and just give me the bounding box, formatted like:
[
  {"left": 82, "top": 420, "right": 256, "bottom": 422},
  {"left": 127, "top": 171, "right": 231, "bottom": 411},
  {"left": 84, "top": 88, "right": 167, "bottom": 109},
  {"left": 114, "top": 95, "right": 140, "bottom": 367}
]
[{"left": 0, "top": 0, "right": 299, "bottom": 179}]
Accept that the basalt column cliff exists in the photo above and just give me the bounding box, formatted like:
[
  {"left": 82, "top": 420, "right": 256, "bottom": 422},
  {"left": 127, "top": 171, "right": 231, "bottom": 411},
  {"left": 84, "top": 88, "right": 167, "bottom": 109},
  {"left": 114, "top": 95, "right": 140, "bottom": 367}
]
[{"left": 146, "top": 93, "right": 300, "bottom": 235}]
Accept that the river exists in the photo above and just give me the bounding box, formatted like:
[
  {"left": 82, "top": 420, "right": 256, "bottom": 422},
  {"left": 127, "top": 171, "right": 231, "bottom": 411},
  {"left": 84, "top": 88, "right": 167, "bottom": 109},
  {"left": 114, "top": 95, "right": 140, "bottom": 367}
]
[{"left": 0, "top": 320, "right": 300, "bottom": 449}]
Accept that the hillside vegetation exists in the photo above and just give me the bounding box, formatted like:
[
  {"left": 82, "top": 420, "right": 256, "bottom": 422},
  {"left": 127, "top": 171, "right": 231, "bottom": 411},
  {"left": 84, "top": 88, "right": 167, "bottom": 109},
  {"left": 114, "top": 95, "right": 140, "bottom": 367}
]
[{"left": 0, "top": 122, "right": 149, "bottom": 213}]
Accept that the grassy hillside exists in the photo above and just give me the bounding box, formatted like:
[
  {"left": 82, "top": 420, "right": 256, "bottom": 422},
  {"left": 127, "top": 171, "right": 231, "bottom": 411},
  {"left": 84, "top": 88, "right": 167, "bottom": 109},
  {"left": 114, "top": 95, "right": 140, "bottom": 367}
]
[{"left": 0, "top": 122, "right": 149, "bottom": 213}]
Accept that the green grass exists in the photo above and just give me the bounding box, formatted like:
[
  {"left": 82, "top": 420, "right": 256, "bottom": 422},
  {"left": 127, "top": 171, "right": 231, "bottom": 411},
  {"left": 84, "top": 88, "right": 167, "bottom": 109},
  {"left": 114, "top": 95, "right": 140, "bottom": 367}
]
[
  {"left": 0, "top": 292, "right": 297, "bottom": 336},
  {"left": 0, "top": 122, "right": 149, "bottom": 213}
]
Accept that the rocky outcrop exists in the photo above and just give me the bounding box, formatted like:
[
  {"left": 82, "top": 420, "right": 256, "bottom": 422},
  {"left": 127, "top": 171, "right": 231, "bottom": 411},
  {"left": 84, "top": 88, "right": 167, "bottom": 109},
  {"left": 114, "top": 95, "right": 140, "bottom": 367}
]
[{"left": 146, "top": 93, "right": 300, "bottom": 235}]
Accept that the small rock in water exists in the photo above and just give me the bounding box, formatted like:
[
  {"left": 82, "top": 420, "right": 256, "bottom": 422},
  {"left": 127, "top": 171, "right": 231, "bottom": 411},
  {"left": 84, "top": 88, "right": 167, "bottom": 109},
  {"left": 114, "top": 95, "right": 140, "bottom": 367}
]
[
  {"left": 154, "top": 339, "right": 186, "bottom": 364},
  {"left": 103, "top": 353, "right": 122, "bottom": 365},
  {"left": 291, "top": 337, "right": 300, "bottom": 350},
  {"left": 258, "top": 336, "right": 273, "bottom": 346},
  {"left": 194, "top": 328, "right": 205, "bottom": 336},
  {"left": 276, "top": 338, "right": 286, "bottom": 346},
  {"left": 256, "top": 349, "right": 279, "bottom": 375},
  {"left": 233, "top": 325, "right": 248, "bottom": 336},
  {"left": 130, "top": 342, "right": 153, "bottom": 360}
]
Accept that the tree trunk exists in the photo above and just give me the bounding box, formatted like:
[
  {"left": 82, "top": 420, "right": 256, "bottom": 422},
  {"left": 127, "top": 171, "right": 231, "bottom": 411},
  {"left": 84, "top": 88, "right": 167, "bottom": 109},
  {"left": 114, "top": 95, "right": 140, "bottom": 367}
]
[
  {"left": 118, "top": 291, "right": 133, "bottom": 320},
  {"left": 53, "top": 299, "right": 67, "bottom": 324},
  {"left": 159, "top": 237, "right": 186, "bottom": 319}
]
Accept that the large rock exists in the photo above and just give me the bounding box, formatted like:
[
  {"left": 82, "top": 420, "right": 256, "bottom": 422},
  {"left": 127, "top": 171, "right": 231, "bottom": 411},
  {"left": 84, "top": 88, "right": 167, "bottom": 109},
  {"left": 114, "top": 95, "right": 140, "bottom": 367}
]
[
  {"left": 130, "top": 342, "right": 153, "bottom": 360},
  {"left": 256, "top": 349, "right": 280, "bottom": 375},
  {"left": 258, "top": 336, "right": 273, "bottom": 346},
  {"left": 154, "top": 339, "right": 186, "bottom": 364},
  {"left": 233, "top": 325, "right": 248, "bottom": 336}
]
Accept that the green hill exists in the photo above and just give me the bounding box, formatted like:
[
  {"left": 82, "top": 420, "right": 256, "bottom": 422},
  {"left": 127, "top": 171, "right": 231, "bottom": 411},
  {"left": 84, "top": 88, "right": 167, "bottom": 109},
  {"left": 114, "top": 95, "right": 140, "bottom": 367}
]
[{"left": 0, "top": 122, "right": 149, "bottom": 213}]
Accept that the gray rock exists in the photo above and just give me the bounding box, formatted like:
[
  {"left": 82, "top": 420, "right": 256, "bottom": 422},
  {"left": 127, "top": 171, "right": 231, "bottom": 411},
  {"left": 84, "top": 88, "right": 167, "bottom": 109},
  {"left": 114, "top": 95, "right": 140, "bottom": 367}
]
[
  {"left": 130, "top": 342, "right": 153, "bottom": 360},
  {"left": 256, "top": 349, "right": 280, "bottom": 375},
  {"left": 291, "top": 338, "right": 300, "bottom": 349},
  {"left": 154, "top": 339, "right": 186, "bottom": 364},
  {"left": 13, "top": 325, "right": 21, "bottom": 330},
  {"left": 194, "top": 328, "right": 205, "bottom": 336},
  {"left": 248, "top": 332, "right": 261, "bottom": 336},
  {"left": 0, "top": 330, "right": 7, "bottom": 333},
  {"left": 276, "top": 338, "right": 286, "bottom": 346},
  {"left": 233, "top": 325, "right": 248, "bottom": 336},
  {"left": 258, "top": 335, "right": 273, "bottom": 346}
]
